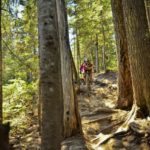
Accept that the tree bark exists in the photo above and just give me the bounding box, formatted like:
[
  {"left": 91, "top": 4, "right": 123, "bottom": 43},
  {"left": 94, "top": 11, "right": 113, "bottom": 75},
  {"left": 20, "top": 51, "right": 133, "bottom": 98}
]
[
  {"left": 95, "top": 34, "right": 99, "bottom": 73},
  {"left": 122, "top": 0, "right": 150, "bottom": 115},
  {"left": 73, "top": 39, "right": 80, "bottom": 82},
  {"left": 0, "top": 123, "right": 10, "bottom": 150},
  {"left": 100, "top": 10, "right": 106, "bottom": 72},
  {"left": 64, "top": 3, "right": 79, "bottom": 82},
  {"left": 59, "top": 0, "right": 81, "bottom": 136},
  {"left": 76, "top": 29, "right": 81, "bottom": 75},
  {"left": 0, "top": 0, "right": 2, "bottom": 124},
  {"left": 111, "top": 0, "right": 133, "bottom": 109},
  {"left": 102, "top": 46, "right": 106, "bottom": 72},
  {"left": 38, "top": 0, "right": 80, "bottom": 149},
  {"left": 38, "top": 0, "right": 63, "bottom": 149},
  {"left": 145, "top": 0, "right": 150, "bottom": 30}
]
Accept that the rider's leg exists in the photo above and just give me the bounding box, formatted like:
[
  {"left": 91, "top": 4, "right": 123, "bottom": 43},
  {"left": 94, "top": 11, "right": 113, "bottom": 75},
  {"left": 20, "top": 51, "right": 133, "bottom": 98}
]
[
  {"left": 83, "top": 73, "right": 86, "bottom": 84},
  {"left": 87, "top": 73, "right": 91, "bottom": 91},
  {"left": 90, "top": 71, "right": 93, "bottom": 83}
]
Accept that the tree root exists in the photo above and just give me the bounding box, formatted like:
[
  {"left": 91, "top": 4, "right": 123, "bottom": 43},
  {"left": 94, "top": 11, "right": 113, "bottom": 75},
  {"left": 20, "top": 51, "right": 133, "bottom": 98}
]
[
  {"left": 93, "top": 108, "right": 118, "bottom": 114},
  {"left": 82, "top": 115, "right": 112, "bottom": 124},
  {"left": 129, "top": 119, "right": 150, "bottom": 134},
  {"left": 82, "top": 108, "right": 118, "bottom": 118},
  {"left": 90, "top": 104, "right": 139, "bottom": 149}
]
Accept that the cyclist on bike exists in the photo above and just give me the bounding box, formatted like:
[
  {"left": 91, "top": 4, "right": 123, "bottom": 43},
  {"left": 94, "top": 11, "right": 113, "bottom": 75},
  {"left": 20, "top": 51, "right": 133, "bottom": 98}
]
[{"left": 80, "top": 58, "right": 93, "bottom": 83}]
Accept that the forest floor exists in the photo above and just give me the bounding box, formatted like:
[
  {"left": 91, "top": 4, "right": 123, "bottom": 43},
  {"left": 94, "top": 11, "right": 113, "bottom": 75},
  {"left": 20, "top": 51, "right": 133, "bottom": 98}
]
[
  {"left": 10, "top": 71, "right": 150, "bottom": 150},
  {"left": 77, "top": 71, "right": 150, "bottom": 150}
]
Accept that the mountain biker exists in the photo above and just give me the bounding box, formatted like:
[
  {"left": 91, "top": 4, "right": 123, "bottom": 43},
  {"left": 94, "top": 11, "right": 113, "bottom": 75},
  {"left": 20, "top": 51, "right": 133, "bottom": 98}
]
[{"left": 80, "top": 58, "right": 93, "bottom": 83}]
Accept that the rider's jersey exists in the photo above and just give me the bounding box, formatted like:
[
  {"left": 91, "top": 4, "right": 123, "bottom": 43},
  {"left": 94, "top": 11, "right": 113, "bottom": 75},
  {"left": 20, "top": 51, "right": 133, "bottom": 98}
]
[
  {"left": 85, "top": 63, "right": 92, "bottom": 71},
  {"left": 80, "top": 62, "right": 93, "bottom": 73}
]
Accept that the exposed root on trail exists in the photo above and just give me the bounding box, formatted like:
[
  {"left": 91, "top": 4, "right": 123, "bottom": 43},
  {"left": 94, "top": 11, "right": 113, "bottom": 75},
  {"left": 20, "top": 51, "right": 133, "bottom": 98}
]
[
  {"left": 81, "top": 108, "right": 119, "bottom": 124},
  {"left": 90, "top": 120, "right": 124, "bottom": 142},
  {"left": 90, "top": 104, "right": 139, "bottom": 149},
  {"left": 92, "top": 108, "right": 118, "bottom": 114},
  {"left": 130, "top": 118, "right": 150, "bottom": 134},
  {"left": 82, "top": 115, "right": 112, "bottom": 124}
]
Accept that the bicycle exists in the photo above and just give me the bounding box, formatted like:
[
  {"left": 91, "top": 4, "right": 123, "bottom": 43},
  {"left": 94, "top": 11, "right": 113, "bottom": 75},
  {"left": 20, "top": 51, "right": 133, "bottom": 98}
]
[{"left": 85, "top": 70, "right": 91, "bottom": 93}]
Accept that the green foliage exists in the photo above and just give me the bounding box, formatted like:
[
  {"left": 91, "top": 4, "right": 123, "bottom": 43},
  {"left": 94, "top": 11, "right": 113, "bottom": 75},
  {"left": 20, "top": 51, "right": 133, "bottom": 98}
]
[
  {"left": 67, "top": 0, "right": 117, "bottom": 71},
  {"left": 2, "top": 0, "right": 38, "bottom": 134},
  {"left": 3, "top": 79, "right": 38, "bottom": 133},
  {"left": 2, "top": 0, "right": 38, "bottom": 84}
]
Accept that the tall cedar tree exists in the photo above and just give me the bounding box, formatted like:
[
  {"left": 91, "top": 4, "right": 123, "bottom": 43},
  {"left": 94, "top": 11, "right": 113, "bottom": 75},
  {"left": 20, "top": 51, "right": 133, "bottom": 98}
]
[
  {"left": 111, "top": 0, "right": 133, "bottom": 109},
  {"left": 122, "top": 0, "right": 150, "bottom": 115}
]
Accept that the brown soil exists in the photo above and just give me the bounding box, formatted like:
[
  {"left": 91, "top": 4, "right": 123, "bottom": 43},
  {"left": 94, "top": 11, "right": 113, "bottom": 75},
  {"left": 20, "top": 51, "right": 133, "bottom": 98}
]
[{"left": 78, "top": 71, "right": 150, "bottom": 150}]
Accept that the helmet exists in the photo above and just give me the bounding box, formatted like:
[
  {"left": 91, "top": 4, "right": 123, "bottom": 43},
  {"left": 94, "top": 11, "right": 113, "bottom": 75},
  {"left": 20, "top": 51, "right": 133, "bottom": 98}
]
[{"left": 84, "top": 57, "right": 88, "bottom": 62}]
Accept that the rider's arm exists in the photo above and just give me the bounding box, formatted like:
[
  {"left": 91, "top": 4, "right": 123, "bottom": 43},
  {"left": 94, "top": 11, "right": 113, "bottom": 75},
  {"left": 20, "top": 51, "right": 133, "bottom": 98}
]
[{"left": 86, "top": 64, "right": 93, "bottom": 70}]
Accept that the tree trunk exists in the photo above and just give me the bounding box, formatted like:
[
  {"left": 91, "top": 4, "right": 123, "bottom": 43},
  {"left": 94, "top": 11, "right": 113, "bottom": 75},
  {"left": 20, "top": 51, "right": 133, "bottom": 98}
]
[
  {"left": 38, "top": 0, "right": 63, "bottom": 149},
  {"left": 95, "top": 34, "right": 99, "bottom": 73},
  {"left": 0, "top": 0, "right": 2, "bottom": 124},
  {"left": 61, "top": 0, "right": 81, "bottom": 132},
  {"left": 122, "top": 0, "right": 150, "bottom": 115},
  {"left": 64, "top": 4, "right": 79, "bottom": 82},
  {"left": 38, "top": 0, "right": 80, "bottom": 149},
  {"left": 111, "top": 0, "right": 133, "bottom": 109},
  {"left": 76, "top": 29, "right": 81, "bottom": 75},
  {"left": 145, "top": 0, "right": 150, "bottom": 30},
  {"left": 0, "top": 123, "right": 10, "bottom": 150},
  {"left": 72, "top": 39, "right": 79, "bottom": 82},
  {"left": 72, "top": 56, "right": 79, "bottom": 82},
  {"left": 100, "top": 11, "right": 106, "bottom": 72},
  {"left": 102, "top": 46, "right": 106, "bottom": 72}
]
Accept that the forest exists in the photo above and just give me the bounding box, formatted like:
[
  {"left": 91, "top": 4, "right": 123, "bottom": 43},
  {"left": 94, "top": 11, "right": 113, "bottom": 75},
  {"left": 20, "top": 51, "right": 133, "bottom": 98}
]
[{"left": 0, "top": 0, "right": 150, "bottom": 149}]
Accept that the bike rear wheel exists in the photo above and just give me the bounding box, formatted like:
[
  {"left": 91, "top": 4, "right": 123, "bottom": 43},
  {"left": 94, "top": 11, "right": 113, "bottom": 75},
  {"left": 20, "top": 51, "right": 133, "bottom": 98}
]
[{"left": 85, "top": 72, "right": 91, "bottom": 92}]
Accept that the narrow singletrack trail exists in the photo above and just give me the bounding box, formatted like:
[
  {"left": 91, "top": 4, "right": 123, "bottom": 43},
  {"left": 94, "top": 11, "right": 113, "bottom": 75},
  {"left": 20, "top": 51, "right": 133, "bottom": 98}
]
[{"left": 78, "top": 71, "right": 150, "bottom": 150}]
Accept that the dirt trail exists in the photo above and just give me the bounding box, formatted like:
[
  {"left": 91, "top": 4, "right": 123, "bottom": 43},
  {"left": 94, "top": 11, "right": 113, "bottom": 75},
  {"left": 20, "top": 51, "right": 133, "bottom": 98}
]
[
  {"left": 78, "top": 71, "right": 150, "bottom": 150},
  {"left": 61, "top": 71, "right": 118, "bottom": 150}
]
